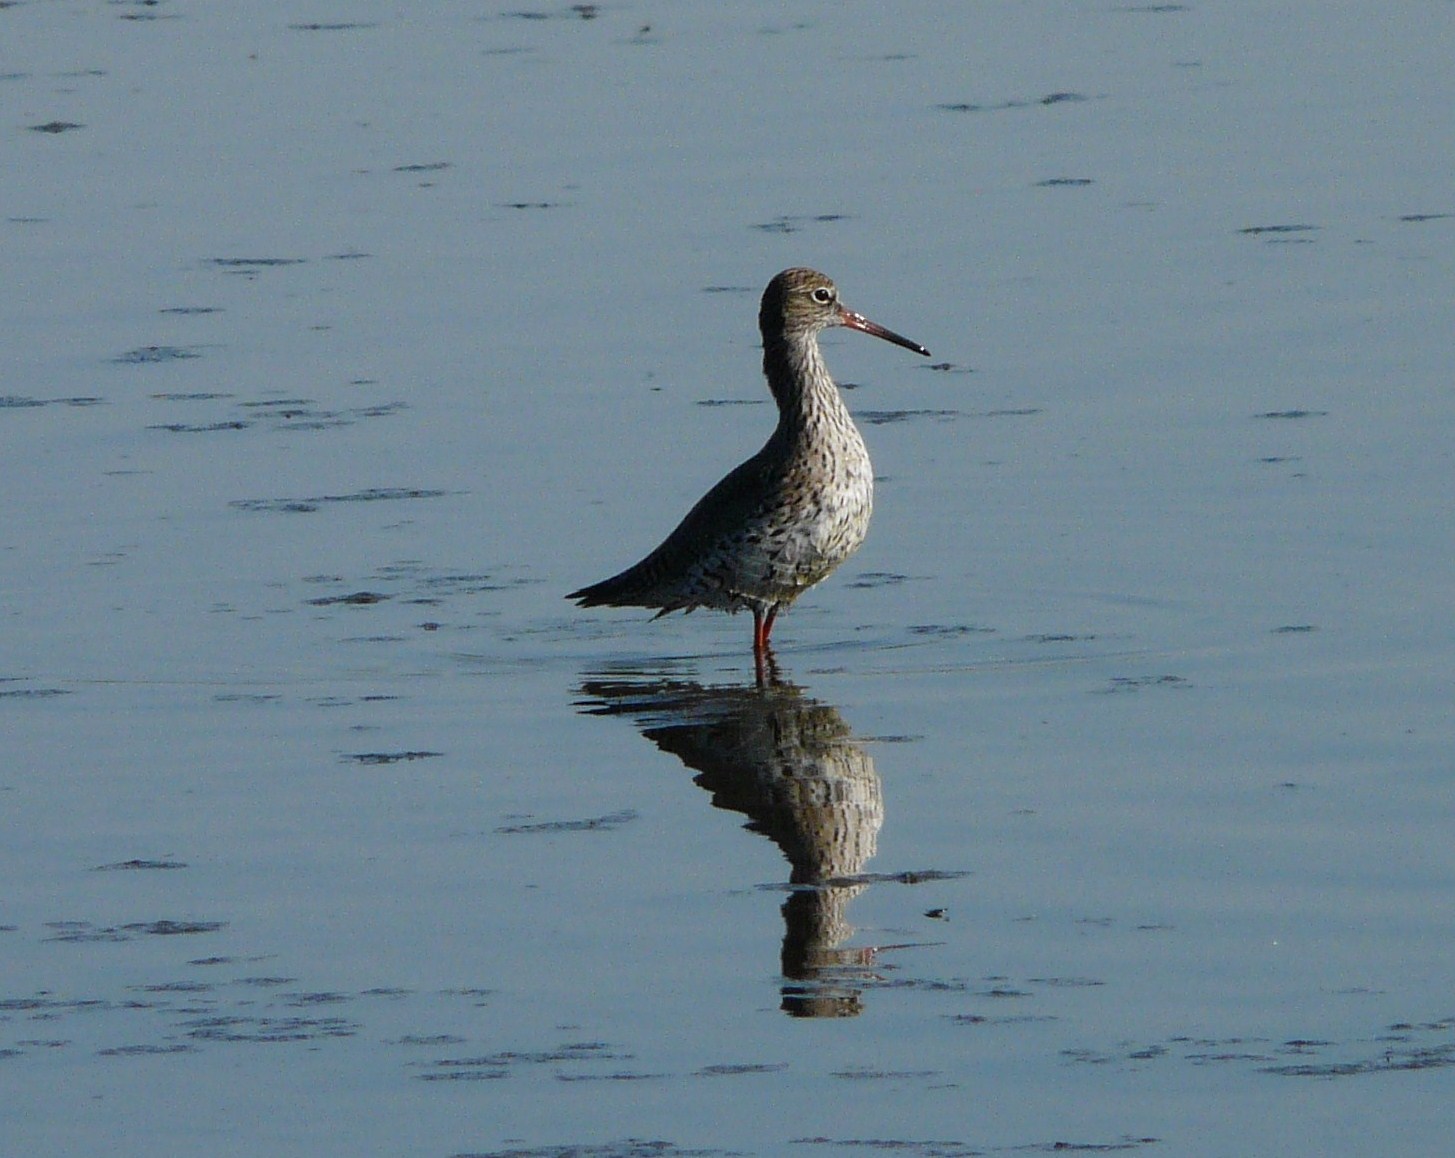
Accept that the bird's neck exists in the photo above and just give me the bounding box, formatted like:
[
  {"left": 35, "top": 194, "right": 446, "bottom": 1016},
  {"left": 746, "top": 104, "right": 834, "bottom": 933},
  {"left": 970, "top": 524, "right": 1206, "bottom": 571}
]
[{"left": 762, "top": 334, "right": 852, "bottom": 438}]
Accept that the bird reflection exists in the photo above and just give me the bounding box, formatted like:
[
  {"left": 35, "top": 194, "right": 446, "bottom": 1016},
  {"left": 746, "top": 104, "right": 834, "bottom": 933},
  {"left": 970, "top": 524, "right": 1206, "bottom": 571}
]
[{"left": 575, "top": 659, "right": 884, "bottom": 1017}]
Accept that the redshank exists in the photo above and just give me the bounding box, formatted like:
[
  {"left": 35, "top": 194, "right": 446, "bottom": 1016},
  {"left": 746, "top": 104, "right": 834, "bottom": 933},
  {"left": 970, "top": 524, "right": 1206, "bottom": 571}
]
[{"left": 568, "top": 267, "right": 929, "bottom": 656}]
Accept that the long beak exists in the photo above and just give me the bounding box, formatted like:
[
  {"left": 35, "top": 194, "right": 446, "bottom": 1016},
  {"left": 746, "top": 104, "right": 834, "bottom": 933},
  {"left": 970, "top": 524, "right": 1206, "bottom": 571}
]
[{"left": 839, "top": 308, "right": 931, "bottom": 357}]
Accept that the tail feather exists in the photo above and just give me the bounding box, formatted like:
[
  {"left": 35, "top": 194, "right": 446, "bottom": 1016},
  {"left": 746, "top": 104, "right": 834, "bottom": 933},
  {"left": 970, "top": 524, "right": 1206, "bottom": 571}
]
[
  {"left": 567, "top": 576, "right": 625, "bottom": 608},
  {"left": 567, "top": 561, "right": 668, "bottom": 610}
]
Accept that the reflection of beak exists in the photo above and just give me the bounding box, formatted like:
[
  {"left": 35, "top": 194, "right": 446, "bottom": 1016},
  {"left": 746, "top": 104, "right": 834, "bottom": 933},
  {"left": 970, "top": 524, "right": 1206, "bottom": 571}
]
[{"left": 839, "top": 308, "right": 931, "bottom": 357}]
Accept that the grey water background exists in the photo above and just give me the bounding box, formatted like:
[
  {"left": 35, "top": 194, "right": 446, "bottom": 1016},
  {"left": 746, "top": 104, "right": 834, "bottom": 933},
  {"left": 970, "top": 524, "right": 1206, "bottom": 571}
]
[{"left": 4, "top": 2, "right": 1454, "bottom": 1155}]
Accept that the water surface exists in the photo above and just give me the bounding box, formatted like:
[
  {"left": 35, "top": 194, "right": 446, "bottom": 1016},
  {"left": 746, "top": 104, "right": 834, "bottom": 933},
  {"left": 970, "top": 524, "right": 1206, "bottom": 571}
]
[{"left": 4, "top": 3, "right": 1454, "bottom": 1156}]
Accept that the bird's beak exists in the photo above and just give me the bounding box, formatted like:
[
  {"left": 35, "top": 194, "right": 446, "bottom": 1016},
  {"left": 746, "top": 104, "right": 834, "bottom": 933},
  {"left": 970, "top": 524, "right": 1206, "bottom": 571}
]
[{"left": 839, "top": 308, "right": 931, "bottom": 357}]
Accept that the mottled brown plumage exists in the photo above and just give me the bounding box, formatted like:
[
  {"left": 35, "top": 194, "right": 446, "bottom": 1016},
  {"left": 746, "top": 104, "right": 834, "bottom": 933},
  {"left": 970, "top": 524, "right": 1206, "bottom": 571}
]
[{"left": 569, "top": 268, "right": 928, "bottom": 655}]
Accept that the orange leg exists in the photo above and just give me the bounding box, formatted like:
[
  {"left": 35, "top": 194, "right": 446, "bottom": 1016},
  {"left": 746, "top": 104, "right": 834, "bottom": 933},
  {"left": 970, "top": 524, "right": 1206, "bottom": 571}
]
[
  {"left": 752, "top": 606, "right": 778, "bottom": 653},
  {"left": 752, "top": 607, "right": 780, "bottom": 687}
]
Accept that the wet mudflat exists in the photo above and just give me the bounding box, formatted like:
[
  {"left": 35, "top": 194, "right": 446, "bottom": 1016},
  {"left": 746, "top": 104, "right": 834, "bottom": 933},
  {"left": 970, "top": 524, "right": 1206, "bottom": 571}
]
[{"left": 5, "top": 3, "right": 1454, "bottom": 1156}]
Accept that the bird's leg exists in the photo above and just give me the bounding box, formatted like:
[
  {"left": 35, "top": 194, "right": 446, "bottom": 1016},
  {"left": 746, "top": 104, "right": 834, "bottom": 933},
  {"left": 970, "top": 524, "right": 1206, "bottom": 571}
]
[
  {"left": 752, "top": 606, "right": 770, "bottom": 654},
  {"left": 761, "top": 606, "right": 779, "bottom": 645},
  {"left": 752, "top": 606, "right": 780, "bottom": 686}
]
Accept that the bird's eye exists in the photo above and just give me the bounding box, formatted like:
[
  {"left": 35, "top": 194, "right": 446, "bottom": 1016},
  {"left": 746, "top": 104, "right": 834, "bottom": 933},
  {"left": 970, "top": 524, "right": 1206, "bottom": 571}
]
[{"left": 810, "top": 287, "right": 834, "bottom": 304}]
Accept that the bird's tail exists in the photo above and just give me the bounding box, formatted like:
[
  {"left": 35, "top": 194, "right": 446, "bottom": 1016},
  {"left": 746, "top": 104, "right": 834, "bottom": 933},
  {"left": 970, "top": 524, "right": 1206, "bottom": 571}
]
[{"left": 567, "top": 563, "right": 659, "bottom": 610}]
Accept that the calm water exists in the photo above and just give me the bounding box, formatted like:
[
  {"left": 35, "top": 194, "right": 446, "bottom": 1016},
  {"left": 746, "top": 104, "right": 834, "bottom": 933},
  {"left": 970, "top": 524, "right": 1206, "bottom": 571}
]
[{"left": 4, "top": 3, "right": 1453, "bottom": 1156}]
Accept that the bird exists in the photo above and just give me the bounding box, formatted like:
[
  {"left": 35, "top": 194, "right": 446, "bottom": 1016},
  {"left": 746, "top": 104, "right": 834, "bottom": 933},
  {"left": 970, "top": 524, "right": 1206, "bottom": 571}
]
[{"left": 569, "top": 267, "right": 929, "bottom": 659}]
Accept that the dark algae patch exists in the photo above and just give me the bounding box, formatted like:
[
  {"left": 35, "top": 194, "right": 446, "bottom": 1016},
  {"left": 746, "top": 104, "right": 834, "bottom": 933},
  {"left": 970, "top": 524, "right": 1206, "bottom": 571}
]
[
  {"left": 496, "top": 809, "right": 639, "bottom": 834},
  {"left": 231, "top": 487, "right": 450, "bottom": 513},
  {"left": 938, "top": 91, "right": 1092, "bottom": 112}
]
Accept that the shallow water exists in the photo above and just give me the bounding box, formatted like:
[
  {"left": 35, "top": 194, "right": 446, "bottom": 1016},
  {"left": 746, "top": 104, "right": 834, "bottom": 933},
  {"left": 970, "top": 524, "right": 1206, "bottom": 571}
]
[{"left": 5, "top": 3, "right": 1454, "bottom": 1156}]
